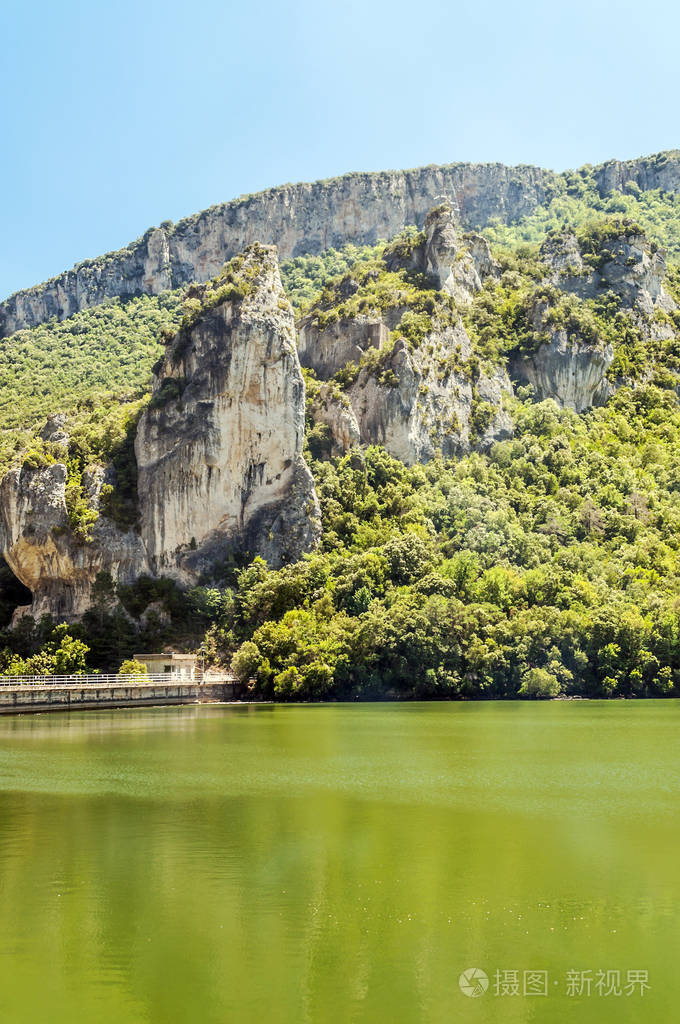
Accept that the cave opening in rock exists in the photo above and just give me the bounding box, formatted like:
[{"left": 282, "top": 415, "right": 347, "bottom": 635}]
[{"left": 0, "top": 559, "right": 32, "bottom": 629}]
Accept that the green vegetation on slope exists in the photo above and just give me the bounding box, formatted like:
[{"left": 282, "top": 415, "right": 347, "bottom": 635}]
[
  {"left": 281, "top": 242, "right": 385, "bottom": 312},
  {"left": 5, "top": 382, "right": 680, "bottom": 700},
  {"left": 224, "top": 382, "right": 680, "bottom": 700},
  {"left": 464, "top": 244, "right": 650, "bottom": 375},
  {"left": 0, "top": 290, "right": 184, "bottom": 477},
  {"left": 484, "top": 165, "right": 680, "bottom": 261}
]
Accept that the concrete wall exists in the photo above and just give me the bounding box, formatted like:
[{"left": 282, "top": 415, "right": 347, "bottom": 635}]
[{"left": 0, "top": 680, "right": 237, "bottom": 714}]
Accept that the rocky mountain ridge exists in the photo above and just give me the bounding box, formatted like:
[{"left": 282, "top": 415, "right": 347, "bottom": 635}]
[{"left": 2, "top": 150, "right": 679, "bottom": 337}]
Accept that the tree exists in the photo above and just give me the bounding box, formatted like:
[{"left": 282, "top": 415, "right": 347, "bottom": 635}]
[
  {"left": 53, "top": 630, "right": 90, "bottom": 675},
  {"left": 519, "top": 668, "right": 561, "bottom": 699},
  {"left": 1, "top": 623, "right": 90, "bottom": 677},
  {"left": 119, "top": 658, "right": 148, "bottom": 676}
]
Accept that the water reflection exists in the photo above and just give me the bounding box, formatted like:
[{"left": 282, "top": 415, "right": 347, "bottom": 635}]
[{"left": 0, "top": 703, "right": 677, "bottom": 1023}]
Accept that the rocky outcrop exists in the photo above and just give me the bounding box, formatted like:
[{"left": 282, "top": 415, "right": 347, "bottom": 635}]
[
  {"left": 298, "top": 206, "right": 512, "bottom": 463},
  {"left": 593, "top": 150, "right": 680, "bottom": 197},
  {"left": 40, "top": 413, "right": 70, "bottom": 447},
  {"left": 0, "top": 162, "right": 559, "bottom": 336},
  {"left": 541, "top": 227, "right": 676, "bottom": 318},
  {"left": 309, "top": 385, "right": 361, "bottom": 456},
  {"left": 3, "top": 188, "right": 679, "bottom": 620},
  {"left": 475, "top": 370, "right": 514, "bottom": 447},
  {"left": 0, "top": 246, "right": 321, "bottom": 619},
  {"left": 5, "top": 151, "right": 680, "bottom": 338},
  {"left": 421, "top": 202, "right": 499, "bottom": 303},
  {"left": 346, "top": 332, "right": 474, "bottom": 464},
  {"left": 511, "top": 223, "right": 679, "bottom": 412},
  {"left": 342, "top": 337, "right": 511, "bottom": 464},
  {"left": 0, "top": 463, "right": 147, "bottom": 622},
  {"left": 297, "top": 315, "right": 391, "bottom": 379},
  {"left": 1, "top": 227, "right": 174, "bottom": 338},
  {"left": 135, "top": 244, "right": 320, "bottom": 581},
  {"left": 512, "top": 333, "right": 614, "bottom": 412},
  {"left": 511, "top": 290, "right": 615, "bottom": 413}
]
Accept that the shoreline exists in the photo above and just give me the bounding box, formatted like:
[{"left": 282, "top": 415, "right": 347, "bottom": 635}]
[{"left": 1, "top": 692, "right": 675, "bottom": 717}]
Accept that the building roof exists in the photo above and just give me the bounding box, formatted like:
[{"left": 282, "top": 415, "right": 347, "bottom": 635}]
[{"left": 133, "top": 653, "right": 197, "bottom": 661}]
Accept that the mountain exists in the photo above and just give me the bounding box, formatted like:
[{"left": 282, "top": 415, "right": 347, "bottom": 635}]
[
  {"left": 3, "top": 150, "right": 680, "bottom": 337},
  {"left": 1, "top": 152, "right": 680, "bottom": 700}
]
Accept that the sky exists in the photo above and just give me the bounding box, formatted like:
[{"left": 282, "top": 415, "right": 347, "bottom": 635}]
[{"left": 1, "top": 0, "right": 679, "bottom": 299}]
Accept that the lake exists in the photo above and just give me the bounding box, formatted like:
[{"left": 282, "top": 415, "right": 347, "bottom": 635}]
[{"left": 0, "top": 701, "right": 676, "bottom": 1022}]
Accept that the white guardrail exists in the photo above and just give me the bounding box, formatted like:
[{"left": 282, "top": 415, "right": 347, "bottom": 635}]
[{"left": 0, "top": 672, "right": 208, "bottom": 688}]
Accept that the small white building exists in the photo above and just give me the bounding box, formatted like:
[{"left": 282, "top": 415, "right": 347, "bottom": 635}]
[{"left": 133, "top": 653, "right": 199, "bottom": 680}]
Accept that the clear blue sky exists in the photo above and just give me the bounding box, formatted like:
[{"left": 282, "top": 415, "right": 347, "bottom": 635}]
[{"left": 2, "top": 0, "right": 678, "bottom": 299}]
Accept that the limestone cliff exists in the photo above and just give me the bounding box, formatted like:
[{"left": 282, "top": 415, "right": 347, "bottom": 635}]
[
  {"left": 301, "top": 207, "right": 511, "bottom": 463},
  {"left": 511, "top": 222, "right": 677, "bottom": 411},
  {"left": 2, "top": 197, "right": 678, "bottom": 621},
  {"left": 0, "top": 246, "right": 321, "bottom": 619},
  {"left": 298, "top": 314, "right": 392, "bottom": 380},
  {"left": 1, "top": 227, "right": 174, "bottom": 338},
  {"left": 511, "top": 300, "right": 615, "bottom": 413},
  {"left": 540, "top": 226, "right": 676, "bottom": 319},
  {"left": 136, "top": 244, "right": 320, "bottom": 580},
  {"left": 0, "top": 463, "right": 147, "bottom": 622},
  {"left": 6, "top": 150, "right": 680, "bottom": 340},
  {"left": 420, "top": 202, "right": 499, "bottom": 303},
  {"left": 4, "top": 151, "right": 680, "bottom": 338},
  {"left": 305, "top": 319, "right": 511, "bottom": 464},
  {"left": 593, "top": 150, "right": 680, "bottom": 196},
  {"left": 346, "top": 334, "right": 472, "bottom": 465},
  {"left": 308, "top": 384, "right": 361, "bottom": 457},
  {"left": 0, "top": 162, "right": 560, "bottom": 336}
]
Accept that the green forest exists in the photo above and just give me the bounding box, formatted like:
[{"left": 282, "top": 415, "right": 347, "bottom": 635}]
[{"left": 3, "top": 169, "right": 680, "bottom": 700}]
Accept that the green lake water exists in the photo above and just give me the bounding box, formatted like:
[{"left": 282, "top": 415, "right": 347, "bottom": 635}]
[{"left": 0, "top": 701, "right": 677, "bottom": 1023}]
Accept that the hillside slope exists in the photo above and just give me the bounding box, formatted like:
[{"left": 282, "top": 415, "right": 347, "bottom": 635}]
[
  {"left": 2, "top": 151, "right": 680, "bottom": 699},
  {"left": 1, "top": 185, "right": 680, "bottom": 699}
]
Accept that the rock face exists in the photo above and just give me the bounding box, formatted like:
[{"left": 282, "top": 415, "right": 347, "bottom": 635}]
[
  {"left": 136, "top": 245, "right": 321, "bottom": 580},
  {"left": 299, "top": 206, "right": 512, "bottom": 464},
  {"left": 510, "top": 286, "right": 615, "bottom": 414},
  {"left": 309, "top": 385, "right": 361, "bottom": 456},
  {"left": 0, "top": 463, "right": 147, "bottom": 622},
  {"left": 421, "top": 202, "right": 499, "bottom": 303},
  {"left": 593, "top": 150, "right": 680, "bottom": 197},
  {"left": 541, "top": 228, "right": 676, "bottom": 317},
  {"left": 1, "top": 227, "right": 174, "bottom": 339},
  {"left": 0, "top": 246, "right": 321, "bottom": 619},
  {"left": 297, "top": 315, "right": 391, "bottom": 379},
  {"left": 0, "top": 163, "right": 559, "bottom": 336},
  {"left": 3, "top": 151, "right": 680, "bottom": 338},
  {"left": 289, "top": 201, "right": 518, "bottom": 463},
  {"left": 2, "top": 192, "right": 679, "bottom": 620},
  {"left": 346, "top": 329, "right": 475, "bottom": 465},
  {"left": 475, "top": 370, "right": 514, "bottom": 447},
  {"left": 342, "top": 339, "right": 512, "bottom": 464},
  {"left": 512, "top": 223, "right": 677, "bottom": 411},
  {"left": 512, "top": 333, "right": 614, "bottom": 413}
]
